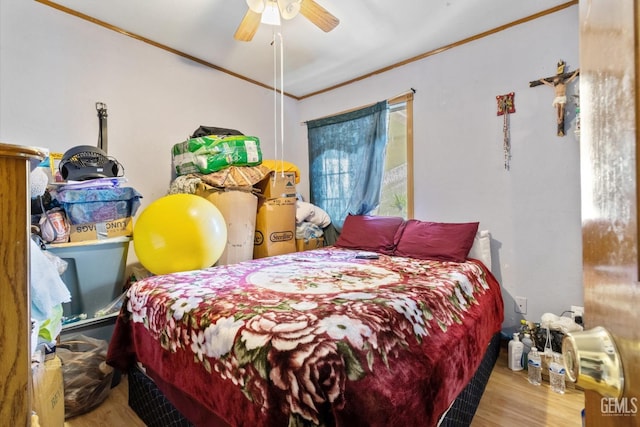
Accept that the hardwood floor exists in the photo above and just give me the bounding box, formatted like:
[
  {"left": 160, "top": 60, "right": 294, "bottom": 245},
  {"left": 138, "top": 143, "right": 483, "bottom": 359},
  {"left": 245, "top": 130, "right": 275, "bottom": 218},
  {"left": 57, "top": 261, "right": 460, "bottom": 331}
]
[
  {"left": 65, "top": 347, "right": 584, "bottom": 426},
  {"left": 63, "top": 374, "right": 145, "bottom": 427},
  {"left": 471, "top": 348, "right": 584, "bottom": 427}
]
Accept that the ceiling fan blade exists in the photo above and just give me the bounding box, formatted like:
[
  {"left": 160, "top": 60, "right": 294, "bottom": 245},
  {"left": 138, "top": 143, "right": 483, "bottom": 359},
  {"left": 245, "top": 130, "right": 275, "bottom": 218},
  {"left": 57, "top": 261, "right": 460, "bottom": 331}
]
[
  {"left": 234, "top": 9, "right": 262, "bottom": 41},
  {"left": 299, "top": 0, "right": 339, "bottom": 32}
]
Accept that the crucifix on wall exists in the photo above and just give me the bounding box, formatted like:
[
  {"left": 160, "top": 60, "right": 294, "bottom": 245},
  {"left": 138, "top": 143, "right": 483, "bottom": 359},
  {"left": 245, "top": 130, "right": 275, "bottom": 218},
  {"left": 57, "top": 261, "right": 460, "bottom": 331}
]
[{"left": 529, "top": 60, "right": 579, "bottom": 137}]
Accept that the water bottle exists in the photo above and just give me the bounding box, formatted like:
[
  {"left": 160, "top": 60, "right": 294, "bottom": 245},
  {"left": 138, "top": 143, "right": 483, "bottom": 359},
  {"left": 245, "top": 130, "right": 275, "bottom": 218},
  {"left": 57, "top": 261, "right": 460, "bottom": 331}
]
[
  {"left": 549, "top": 353, "right": 566, "bottom": 394},
  {"left": 527, "top": 347, "right": 542, "bottom": 385}
]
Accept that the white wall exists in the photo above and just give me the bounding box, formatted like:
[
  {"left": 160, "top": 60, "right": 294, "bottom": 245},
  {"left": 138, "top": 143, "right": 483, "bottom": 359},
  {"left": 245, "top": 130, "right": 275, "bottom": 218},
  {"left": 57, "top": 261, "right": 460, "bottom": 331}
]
[
  {"left": 1, "top": 0, "right": 582, "bottom": 331},
  {"left": 0, "top": 0, "right": 301, "bottom": 204},
  {"left": 0, "top": 0, "right": 301, "bottom": 270},
  {"left": 296, "top": 6, "right": 583, "bottom": 331}
]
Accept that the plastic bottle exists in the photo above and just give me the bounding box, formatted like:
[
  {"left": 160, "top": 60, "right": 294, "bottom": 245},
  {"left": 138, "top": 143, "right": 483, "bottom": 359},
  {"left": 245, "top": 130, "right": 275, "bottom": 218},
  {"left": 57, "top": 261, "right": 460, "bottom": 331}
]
[
  {"left": 521, "top": 333, "right": 533, "bottom": 369},
  {"left": 549, "top": 353, "right": 566, "bottom": 394},
  {"left": 527, "top": 347, "right": 542, "bottom": 385},
  {"left": 508, "top": 333, "right": 524, "bottom": 371}
]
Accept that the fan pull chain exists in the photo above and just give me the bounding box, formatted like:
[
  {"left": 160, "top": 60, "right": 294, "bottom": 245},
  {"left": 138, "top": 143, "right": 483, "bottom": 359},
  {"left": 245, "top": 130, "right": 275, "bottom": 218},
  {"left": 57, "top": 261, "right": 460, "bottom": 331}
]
[
  {"left": 271, "top": 31, "right": 285, "bottom": 180},
  {"left": 272, "top": 31, "right": 278, "bottom": 172},
  {"left": 279, "top": 33, "right": 284, "bottom": 177}
]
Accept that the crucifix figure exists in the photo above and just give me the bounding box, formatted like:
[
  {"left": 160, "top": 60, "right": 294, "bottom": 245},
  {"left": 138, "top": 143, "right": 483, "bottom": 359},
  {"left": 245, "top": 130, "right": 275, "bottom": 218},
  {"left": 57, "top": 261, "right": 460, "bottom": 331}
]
[{"left": 529, "top": 60, "right": 580, "bottom": 136}]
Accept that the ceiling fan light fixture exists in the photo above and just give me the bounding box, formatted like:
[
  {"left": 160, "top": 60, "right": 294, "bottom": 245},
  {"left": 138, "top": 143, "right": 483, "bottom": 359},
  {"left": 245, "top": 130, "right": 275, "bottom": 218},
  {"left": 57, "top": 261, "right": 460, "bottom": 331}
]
[
  {"left": 246, "top": 0, "right": 265, "bottom": 13},
  {"left": 261, "top": 1, "right": 281, "bottom": 26},
  {"left": 278, "top": 0, "right": 301, "bottom": 20}
]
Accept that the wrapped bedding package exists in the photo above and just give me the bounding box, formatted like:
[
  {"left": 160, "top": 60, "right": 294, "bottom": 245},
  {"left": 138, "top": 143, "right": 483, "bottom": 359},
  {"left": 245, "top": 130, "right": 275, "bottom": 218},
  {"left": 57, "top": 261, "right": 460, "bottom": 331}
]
[
  {"left": 56, "top": 187, "right": 142, "bottom": 224},
  {"left": 172, "top": 135, "right": 262, "bottom": 175},
  {"left": 55, "top": 187, "right": 142, "bottom": 242}
]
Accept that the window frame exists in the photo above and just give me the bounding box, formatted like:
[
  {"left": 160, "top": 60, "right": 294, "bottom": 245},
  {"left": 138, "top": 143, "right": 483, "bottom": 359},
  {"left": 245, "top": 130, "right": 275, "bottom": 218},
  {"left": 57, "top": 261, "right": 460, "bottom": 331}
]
[{"left": 384, "top": 92, "right": 414, "bottom": 219}]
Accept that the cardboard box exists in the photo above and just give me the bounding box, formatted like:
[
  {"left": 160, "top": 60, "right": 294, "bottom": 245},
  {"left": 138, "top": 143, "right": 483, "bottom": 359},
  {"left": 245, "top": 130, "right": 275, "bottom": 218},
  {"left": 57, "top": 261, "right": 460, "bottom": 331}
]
[
  {"left": 255, "top": 171, "right": 297, "bottom": 199},
  {"left": 296, "top": 237, "right": 324, "bottom": 252},
  {"left": 32, "top": 356, "right": 64, "bottom": 427},
  {"left": 69, "top": 217, "right": 133, "bottom": 242},
  {"left": 254, "top": 197, "right": 296, "bottom": 259}
]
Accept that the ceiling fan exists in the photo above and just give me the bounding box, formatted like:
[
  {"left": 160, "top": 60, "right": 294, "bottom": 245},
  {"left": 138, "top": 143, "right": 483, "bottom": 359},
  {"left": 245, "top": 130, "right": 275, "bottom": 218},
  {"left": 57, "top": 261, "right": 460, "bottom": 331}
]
[{"left": 234, "top": 0, "right": 339, "bottom": 42}]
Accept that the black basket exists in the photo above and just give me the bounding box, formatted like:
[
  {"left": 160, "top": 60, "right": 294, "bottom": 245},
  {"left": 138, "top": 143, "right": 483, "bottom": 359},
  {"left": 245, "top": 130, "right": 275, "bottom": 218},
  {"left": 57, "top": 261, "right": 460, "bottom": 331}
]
[{"left": 533, "top": 328, "right": 565, "bottom": 353}]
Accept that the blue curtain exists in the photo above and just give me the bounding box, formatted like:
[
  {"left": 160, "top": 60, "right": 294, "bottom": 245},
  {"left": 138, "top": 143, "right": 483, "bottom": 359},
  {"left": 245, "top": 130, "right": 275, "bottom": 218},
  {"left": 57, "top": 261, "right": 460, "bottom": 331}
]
[{"left": 307, "top": 101, "right": 388, "bottom": 231}]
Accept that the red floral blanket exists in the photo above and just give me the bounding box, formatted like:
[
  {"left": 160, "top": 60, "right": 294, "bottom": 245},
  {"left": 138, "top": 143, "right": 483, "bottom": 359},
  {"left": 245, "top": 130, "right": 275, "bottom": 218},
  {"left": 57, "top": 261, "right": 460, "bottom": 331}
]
[{"left": 107, "top": 248, "right": 503, "bottom": 427}]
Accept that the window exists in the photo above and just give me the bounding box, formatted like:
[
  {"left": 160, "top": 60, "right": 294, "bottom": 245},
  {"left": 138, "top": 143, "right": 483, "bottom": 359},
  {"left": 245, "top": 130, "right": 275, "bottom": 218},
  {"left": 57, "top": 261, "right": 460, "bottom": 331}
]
[
  {"left": 307, "top": 101, "right": 388, "bottom": 230},
  {"left": 307, "top": 93, "right": 413, "bottom": 229},
  {"left": 373, "top": 92, "right": 414, "bottom": 219}
]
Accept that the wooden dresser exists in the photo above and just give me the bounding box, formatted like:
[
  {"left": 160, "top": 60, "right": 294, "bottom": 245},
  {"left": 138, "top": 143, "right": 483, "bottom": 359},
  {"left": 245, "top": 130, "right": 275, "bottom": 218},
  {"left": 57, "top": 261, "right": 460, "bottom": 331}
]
[{"left": 0, "top": 143, "right": 46, "bottom": 426}]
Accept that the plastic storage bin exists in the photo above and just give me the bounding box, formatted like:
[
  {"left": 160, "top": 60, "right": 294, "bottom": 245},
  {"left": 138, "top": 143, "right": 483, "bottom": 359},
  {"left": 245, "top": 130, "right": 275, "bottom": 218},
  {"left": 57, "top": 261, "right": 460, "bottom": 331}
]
[{"left": 46, "top": 236, "right": 130, "bottom": 341}]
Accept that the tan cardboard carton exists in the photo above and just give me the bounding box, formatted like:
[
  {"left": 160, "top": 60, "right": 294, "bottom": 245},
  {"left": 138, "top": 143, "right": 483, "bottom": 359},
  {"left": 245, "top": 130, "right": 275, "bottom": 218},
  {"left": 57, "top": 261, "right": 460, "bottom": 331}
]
[
  {"left": 69, "top": 216, "right": 133, "bottom": 242},
  {"left": 296, "top": 237, "right": 324, "bottom": 252},
  {"left": 254, "top": 197, "right": 296, "bottom": 259},
  {"left": 32, "top": 355, "right": 64, "bottom": 427},
  {"left": 255, "top": 171, "right": 297, "bottom": 199}
]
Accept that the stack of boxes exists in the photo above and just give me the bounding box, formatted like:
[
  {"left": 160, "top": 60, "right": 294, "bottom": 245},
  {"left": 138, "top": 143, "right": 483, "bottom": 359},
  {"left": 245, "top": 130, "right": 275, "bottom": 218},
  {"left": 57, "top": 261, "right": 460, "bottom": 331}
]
[
  {"left": 196, "top": 169, "right": 325, "bottom": 262},
  {"left": 172, "top": 132, "right": 325, "bottom": 259},
  {"left": 42, "top": 158, "right": 141, "bottom": 341}
]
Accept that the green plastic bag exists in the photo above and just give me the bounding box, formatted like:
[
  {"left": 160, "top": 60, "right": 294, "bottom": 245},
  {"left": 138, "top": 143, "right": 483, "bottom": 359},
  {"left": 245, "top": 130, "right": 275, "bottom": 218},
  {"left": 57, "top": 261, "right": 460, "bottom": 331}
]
[
  {"left": 172, "top": 135, "right": 262, "bottom": 175},
  {"left": 38, "top": 304, "right": 64, "bottom": 342}
]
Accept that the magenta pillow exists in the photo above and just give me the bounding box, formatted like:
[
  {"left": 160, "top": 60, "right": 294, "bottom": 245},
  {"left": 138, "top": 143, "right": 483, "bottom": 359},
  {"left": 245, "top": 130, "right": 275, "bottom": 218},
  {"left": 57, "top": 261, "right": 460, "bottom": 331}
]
[
  {"left": 335, "top": 215, "right": 405, "bottom": 255},
  {"left": 394, "top": 220, "right": 479, "bottom": 262}
]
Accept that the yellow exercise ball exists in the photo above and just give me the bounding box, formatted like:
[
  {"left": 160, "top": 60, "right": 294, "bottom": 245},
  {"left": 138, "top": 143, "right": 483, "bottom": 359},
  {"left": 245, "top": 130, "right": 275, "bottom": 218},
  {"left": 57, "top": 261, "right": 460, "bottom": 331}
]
[{"left": 133, "top": 193, "right": 227, "bottom": 275}]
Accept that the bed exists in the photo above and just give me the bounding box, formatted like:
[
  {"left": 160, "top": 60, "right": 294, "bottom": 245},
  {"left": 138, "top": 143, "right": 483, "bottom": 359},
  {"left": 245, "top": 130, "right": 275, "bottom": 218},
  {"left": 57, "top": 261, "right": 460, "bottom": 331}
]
[{"left": 106, "top": 216, "right": 504, "bottom": 427}]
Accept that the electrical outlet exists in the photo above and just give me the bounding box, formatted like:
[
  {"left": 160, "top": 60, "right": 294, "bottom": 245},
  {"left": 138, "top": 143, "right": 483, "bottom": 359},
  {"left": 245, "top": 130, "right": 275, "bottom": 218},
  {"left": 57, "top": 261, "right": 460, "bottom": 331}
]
[
  {"left": 571, "top": 305, "right": 584, "bottom": 319},
  {"left": 515, "top": 296, "right": 527, "bottom": 314}
]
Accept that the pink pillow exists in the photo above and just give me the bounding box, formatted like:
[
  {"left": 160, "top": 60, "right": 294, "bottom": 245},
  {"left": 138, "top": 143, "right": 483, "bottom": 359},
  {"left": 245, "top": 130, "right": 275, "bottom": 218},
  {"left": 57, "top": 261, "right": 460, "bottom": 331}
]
[
  {"left": 335, "top": 215, "right": 405, "bottom": 255},
  {"left": 394, "top": 220, "right": 479, "bottom": 262}
]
